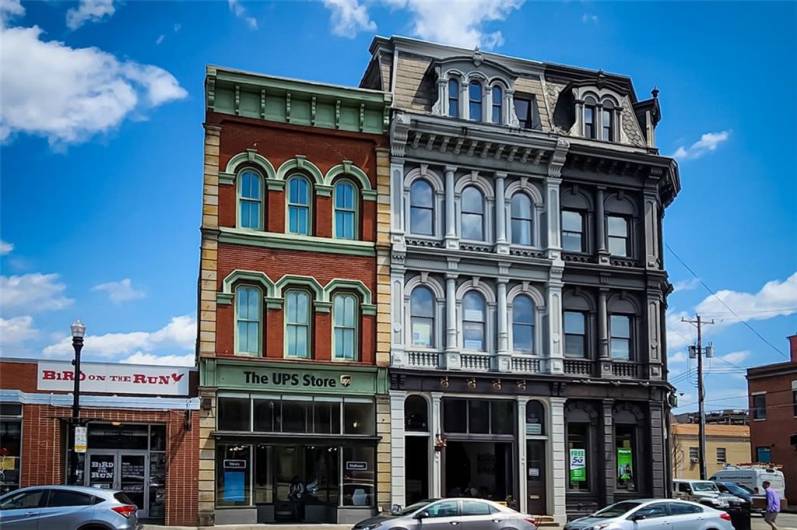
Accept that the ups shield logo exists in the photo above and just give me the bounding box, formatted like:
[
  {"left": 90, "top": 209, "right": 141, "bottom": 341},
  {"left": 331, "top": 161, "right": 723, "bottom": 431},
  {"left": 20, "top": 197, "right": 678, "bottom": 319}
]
[{"left": 340, "top": 375, "right": 352, "bottom": 387}]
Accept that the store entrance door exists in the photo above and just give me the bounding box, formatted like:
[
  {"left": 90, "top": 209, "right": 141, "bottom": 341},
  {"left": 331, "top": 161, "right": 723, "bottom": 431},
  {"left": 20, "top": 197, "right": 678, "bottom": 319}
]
[
  {"left": 85, "top": 450, "right": 149, "bottom": 519},
  {"left": 526, "top": 441, "right": 546, "bottom": 515}
]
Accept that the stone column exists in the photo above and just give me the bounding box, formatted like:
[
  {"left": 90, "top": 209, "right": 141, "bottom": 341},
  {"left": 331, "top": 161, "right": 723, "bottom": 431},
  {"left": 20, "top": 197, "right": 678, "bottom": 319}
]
[
  {"left": 495, "top": 172, "right": 509, "bottom": 254},
  {"left": 389, "top": 391, "right": 407, "bottom": 508},
  {"left": 444, "top": 273, "right": 460, "bottom": 370},
  {"left": 496, "top": 278, "right": 510, "bottom": 371},
  {"left": 643, "top": 190, "right": 660, "bottom": 269},
  {"left": 646, "top": 292, "right": 664, "bottom": 381},
  {"left": 596, "top": 187, "right": 610, "bottom": 264},
  {"left": 549, "top": 397, "right": 567, "bottom": 525},
  {"left": 431, "top": 392, "right": 444, "bottom": 498},
  {"left": 545, "top": 269, "right": 564, "bottom": 374},
  {"left": 649, "top": 400, "right": 667, "bottom": 498},
  {"left": 506, "top": 89, "right": 517, "bottom": 127},
  {"left": 601, "top": 400, "right": 616, "bottom": 507},
  {"left": 390, "top": 159, "right": 406, "bottom": 251},
  {"left": 517, "top": 398, "right": 528, "bottom": 511},
  {"left": 544, "top": 177, "right": 562, "bottom": 261},
  {"left": 598, "top": 288, "right": 612, "bottom": 377},
  {"left": 391, "top": 259, "right": 406, "bottom": 367},
  {"left": 460, "top": 82, "right": 469, "bottom": 121},
  {"left": 484, "top": 85, "right": 493, "bottom": 123},
  {"left": 444, "top": 166, "right": 458, "bottom": 249}
]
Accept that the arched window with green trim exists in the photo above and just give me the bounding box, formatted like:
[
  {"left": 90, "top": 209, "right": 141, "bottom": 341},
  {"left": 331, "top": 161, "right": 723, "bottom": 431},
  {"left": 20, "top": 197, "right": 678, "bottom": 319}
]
[
  {"left": 287, "top": 175, "right": 311, "bottom": 235},
  {"left": 285, "top": 290, "right": 311, "bottom": 358},
  {"left": 333, "top": 294, "right": 358, "bottom": 360},
  {"left": 334, "top": 179, "right": 357, "bottom": 239},
  {"left": 238, "top": 170, "right": 263, "bottom": 229},
  {"left": 236, "top": 285, "right": 262, "bottom": 356}
]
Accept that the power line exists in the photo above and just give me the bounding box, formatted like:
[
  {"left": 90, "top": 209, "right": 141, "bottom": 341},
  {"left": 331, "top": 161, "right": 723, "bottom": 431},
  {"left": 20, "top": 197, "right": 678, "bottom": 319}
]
[{"left": 665, "top": 243, "right": 790, "bottom": 360}]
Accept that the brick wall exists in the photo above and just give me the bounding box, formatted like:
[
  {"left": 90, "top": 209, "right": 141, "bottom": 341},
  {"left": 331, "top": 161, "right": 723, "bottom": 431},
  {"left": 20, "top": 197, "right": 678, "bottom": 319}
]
[{"left": 19, "top": 404, "right": 198, "bottom": 526}]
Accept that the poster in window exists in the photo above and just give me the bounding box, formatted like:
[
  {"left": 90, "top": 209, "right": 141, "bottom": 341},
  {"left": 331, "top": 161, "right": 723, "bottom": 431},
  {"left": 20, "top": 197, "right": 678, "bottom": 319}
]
[
  {"left": 223, "top": 471, "right": 245, "bottom": 502},
  {"left": 617, "top": 448, "right": 634, "bottom": 487},
  {"left": 569, "top": 448, "right": 586, "bottom": 482},
  {"left": 74, "top": 426, "right": 87, "bottom": 453}
]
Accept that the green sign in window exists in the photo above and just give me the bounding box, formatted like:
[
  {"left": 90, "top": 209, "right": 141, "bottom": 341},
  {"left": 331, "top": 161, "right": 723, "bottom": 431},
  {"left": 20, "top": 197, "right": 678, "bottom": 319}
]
[{"left": 569, "top": 448, "right": 586, "bottom": 482}]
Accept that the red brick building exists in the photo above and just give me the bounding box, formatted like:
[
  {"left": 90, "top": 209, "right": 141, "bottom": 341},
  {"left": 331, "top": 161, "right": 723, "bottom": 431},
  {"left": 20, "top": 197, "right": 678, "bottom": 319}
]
[
  {"left": 196, "top": 67, "right": 392, "bottom": 525},
  {"left": 746, "top": 334, "right": 797, "bottom": 504},
  {"left": 0, "top": 358, "right": 199, "bottom": 525}
]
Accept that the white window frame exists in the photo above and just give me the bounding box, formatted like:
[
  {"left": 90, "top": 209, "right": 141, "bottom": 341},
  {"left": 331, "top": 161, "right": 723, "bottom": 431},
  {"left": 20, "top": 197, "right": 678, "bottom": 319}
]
[
  {"left": 286, "top": 174, "right": 312, "bottom": 235},
  {"left": 284, "top": 289, "right": 312, "bottom": 359},
  {"left": 235, "top": 285, "right": 263, "bottom": 357},
  {"left": 237, "top": 169, "right": 264, "bottom": 230},
  {"left": 333, "top": 178, "right": 358, "bottom": 240},
  {"left": 332, "top": 293, "right": 359, "bottom": 361}
]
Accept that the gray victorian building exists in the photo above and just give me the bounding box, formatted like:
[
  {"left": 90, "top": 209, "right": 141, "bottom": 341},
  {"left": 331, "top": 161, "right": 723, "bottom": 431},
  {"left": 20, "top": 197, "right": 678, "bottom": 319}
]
[{"left": 360, "top": 36, "right": 680, "bottom": 522}]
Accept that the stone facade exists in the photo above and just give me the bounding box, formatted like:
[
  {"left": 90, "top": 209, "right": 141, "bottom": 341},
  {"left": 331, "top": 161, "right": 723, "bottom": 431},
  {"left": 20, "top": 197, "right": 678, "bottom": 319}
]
[{"left": 361, "top": 36, "right": 679, "bottom": 522}]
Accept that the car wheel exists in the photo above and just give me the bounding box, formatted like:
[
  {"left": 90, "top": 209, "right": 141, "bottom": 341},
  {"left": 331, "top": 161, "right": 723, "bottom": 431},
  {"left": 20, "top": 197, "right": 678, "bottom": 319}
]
[{"left": 78, "top": 525, "right": 112, "bottom": 530}]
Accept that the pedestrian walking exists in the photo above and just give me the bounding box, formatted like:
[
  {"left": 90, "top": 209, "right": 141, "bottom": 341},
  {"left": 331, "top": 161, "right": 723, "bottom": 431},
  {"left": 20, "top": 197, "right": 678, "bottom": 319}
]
[{"left": 763, "top": 480, "right": 781, "bottom": 530}]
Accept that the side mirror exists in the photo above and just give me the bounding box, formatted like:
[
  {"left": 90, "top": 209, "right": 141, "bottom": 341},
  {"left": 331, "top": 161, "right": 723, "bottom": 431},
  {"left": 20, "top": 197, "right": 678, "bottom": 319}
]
[
  {"left": 416, "top": 511, "right": 430, "bottom": 520},
  {"left": 630, "top": 514, "right": 647, "bottom": 522}
]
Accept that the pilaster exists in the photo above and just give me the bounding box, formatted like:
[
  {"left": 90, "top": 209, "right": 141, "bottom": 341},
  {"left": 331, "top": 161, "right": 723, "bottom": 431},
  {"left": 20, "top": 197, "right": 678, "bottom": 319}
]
[
  {"left": 495, "top": 277, "right": 510, "bottom": 371},
  {"left": 444, "top": 261, "right": 460, "bottom": 369},
  {"left": 495, "top": 172, "right": 509, "bottom": 254},
  {"left": 517, "top": 398, "right": 528, "bottom": 511},
  {"left": 598, "top": 288, "right": 612, "bottom": 377},
  {"left": 390, "top": 252, "right": 406, "bottom": 367},
  {"left": 376, "top": 394, "right": 392, "bottom": 512},
  {"left": 444, "top": 166, "right": 458, "bottom": 249},
  {"left": 199, "top": 126, "right": 221, "bottom": 359},
  {"left": 375, "top": 148, "right": 392, "bottom": 367},
  {"left": 643, "top": 190, "right": 661, "bottom": 269},
  {"left": 549, "top": 397, "right": 567, "bottom": 525},
  {"left": 546, "top": 139, "right": 568, "bottom": 264},
  {"left": 596, "top": 187, "right": 610, "bottom": 265},
  {"left": 545, "top": 268, "right": 564, "bottom": 374},
  {"left": 601, "top": 399, "right": 615, "bottom": 507},
  {"left": 389, "top": 391, "right": 407, "bottom": 508},
  {"left": 649, "top": 401, "right": 666, "bottom": 498},
  {"left": 430, "top": 392, "right": 443, "bottom": 498}
]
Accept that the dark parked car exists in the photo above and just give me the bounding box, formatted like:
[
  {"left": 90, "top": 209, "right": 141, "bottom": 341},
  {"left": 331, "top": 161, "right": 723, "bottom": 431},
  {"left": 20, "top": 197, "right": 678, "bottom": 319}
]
[
  {"left": 0, "top": 485, "right": 140, "bottom": 530},
  {"left": 714, "top": 481, "right": 753, "bottom": 504},
  {"left": 352, "top": 498, "right": 537, "bottom": 530}
]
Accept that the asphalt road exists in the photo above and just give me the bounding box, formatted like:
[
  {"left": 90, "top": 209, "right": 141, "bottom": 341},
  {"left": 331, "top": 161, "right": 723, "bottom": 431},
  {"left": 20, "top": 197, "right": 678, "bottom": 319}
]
[{"left": 751, "top": 512, "right": 797, "bottom": 530}]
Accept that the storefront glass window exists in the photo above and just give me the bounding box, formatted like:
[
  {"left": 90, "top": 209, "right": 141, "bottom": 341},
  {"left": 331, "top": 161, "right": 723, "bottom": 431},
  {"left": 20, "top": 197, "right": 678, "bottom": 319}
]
[
  {"left": 216, "top": 445, "right": 251, "bottom": 507},
  {"left": 616, "top": 425, "right": 636, "bottom": 491},
  {"left": 313, "top": 400, "right": 341, "bottom": 434},
  {"left": 305, "top": 446, "right": 339, "bottom": 505},
  {"left": 149, "top": 452, "right": 166, "bottom": 519},
  {"left": 469, "top": 401, "right": 490, "bottom": 433},
  {"left": 567, "top": 423, "right": 589, "bottom": 491},
  {"left": 405, "top": 396, "right": 429, "bottom": 432},
  {"left": 282, "top": 400, "right": 311, "bottom": 433},
  {"left": 525, "top": 401, "right": 545, "bottom": 436},
  {"left": 254, "top": 398, "right": 281, "bottom": 432},
  {"left": 342, "top": 446, "right": 374, "bottom": 506},
  {"left": 218, "top": 397, "right": 251, "bottom": 431},
  {"left": 344, "top": 401, "right": 375, "bottom": 435},
  {"left": 443, "top": 399, "right": 467, "bottom": 433},
  {"left": 491, "top": 401, "right": 515, "bottom": 435},
  {"left": 254, "top": 445, "right": 273, "bottom": 503},
  {"left": 87, "top": 424, "right": 149, "bottom": 449},
  {"left": 0, "top": 413, "right": 22, "bottom": 494},
  {"left": 150, "top": 425, "right": 166, "bottom": 451}
]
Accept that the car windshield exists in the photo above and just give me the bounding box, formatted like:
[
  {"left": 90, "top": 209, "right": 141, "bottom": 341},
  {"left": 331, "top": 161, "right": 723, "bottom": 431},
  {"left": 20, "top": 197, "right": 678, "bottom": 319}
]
[
  {"left": 593, "top": 501, "right": 642, "bottom": 518},
  {"left": 399, "top": 501, "right": 434, "bottom": 516},
  {"left": 720, "top": 483, "right": 749, "bottom": 496},
  {"left": 693, "top": 482, "right": 719, "bottom": 492}
]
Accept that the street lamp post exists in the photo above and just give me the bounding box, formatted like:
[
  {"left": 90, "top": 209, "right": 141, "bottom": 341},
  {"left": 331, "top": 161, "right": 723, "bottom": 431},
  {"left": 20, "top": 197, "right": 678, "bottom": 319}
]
[{"left": 69, "top": 320, "right": 86, "bottom": 485}]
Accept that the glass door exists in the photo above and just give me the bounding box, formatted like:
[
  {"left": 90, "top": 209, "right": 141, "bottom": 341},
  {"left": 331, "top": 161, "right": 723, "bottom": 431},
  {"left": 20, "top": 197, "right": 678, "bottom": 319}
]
[{"left": 119, "top": 453, "right": 148, "bottom": 519}]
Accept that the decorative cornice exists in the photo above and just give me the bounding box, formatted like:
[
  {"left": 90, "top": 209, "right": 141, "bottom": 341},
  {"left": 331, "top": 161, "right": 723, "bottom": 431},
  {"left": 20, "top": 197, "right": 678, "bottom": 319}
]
[{"left": 218, "top": 227, "right": 376, "bottom": 257}]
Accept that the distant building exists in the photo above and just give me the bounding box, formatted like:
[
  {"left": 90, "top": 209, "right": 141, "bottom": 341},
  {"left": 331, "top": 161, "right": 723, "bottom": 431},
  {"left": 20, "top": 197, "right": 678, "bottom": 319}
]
[
  {"left": 746, "top": 334, "right": 797, "bottom": 504},
  {"left": 671, "top": 423, "right": 750, "bottom": 480},
  {"left": 675, "top": 409, "right": 749, "bottom": 425}
]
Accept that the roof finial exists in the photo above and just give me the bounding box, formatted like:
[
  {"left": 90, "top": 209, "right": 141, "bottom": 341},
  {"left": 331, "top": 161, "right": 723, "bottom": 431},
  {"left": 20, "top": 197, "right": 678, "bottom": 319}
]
[{"left": 652, "top": 86, "right": 660, "bottom": 99}]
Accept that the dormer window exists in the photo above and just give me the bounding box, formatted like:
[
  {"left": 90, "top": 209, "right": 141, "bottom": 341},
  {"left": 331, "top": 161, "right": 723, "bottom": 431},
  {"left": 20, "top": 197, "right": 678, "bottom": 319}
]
[
  {"left": 448, "top": 79, "right": 460, "bottom": 118},
  {"left": 492, "top": 85, "right": 503, "bottom": 124},
  {"left": 469, "top": 81, "right": 483, "bottom": 122},
  {"left": 584, "top": 97, "right": 597, "bottom": 139}
]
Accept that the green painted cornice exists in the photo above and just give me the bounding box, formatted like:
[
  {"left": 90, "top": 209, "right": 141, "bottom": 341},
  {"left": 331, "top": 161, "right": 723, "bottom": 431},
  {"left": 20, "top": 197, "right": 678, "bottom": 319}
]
[
  {"left": 206, "top": 65, "right": 391, "bottom": 134},
  {"left": 218, "top": 227, "right": 376, "bottom": 257}
]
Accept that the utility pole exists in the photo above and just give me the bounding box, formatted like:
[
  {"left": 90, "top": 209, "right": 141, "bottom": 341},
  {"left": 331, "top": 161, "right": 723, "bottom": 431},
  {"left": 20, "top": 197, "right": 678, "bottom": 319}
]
[{"left": 683, "top": 314, "right": 714, "bottom": 480}]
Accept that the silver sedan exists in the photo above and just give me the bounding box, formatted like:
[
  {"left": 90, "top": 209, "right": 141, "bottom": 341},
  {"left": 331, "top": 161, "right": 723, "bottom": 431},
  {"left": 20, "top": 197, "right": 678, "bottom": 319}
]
[
  {"left": 564, "top": 499, "right": 734, "bottom": 530},
  {"left": 353, "top": 498, "right": 538, "bottom": 530}
]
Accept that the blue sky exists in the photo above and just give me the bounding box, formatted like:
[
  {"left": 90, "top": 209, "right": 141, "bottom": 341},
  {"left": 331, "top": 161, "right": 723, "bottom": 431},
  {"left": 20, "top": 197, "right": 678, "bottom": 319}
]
[{"left": 0, "top": 0, "right": 795, "bottom": 412}]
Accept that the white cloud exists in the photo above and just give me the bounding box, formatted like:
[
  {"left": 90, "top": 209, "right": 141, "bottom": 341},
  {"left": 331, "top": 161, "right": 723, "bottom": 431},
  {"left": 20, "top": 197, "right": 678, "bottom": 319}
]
[
  {"left": 66, "top": 0, "right": 115, "bottom": 30},
  {"left": 672, "top": 278, "right": 700, "bottom": 293},
  {"left": 120, "top": 352, "right": 195, "bottom": 366},
  {"left": 0, "top": 273, "right": 73, "bottom": 315},
  {"left": 0, "top": 23, "right": 187, "bottom": 146},
  {"left": 672, "top": 130, "right": 731, "bottom": 160},
  {"left": 667, "top": 272, "right": 797, "bottom": 351},
  {"left": 668, "top": 351, "right": 687, "bottom": 364},
  {"left": 323, "top": 0, "right": 376, "bottom": 37},
  {"left": 0, "top": 316, "right": 38, "bottom": 350},
  {"left": 0, "top": 0, "right": 24, "bottom": 24},
  {"left": 92, "top": 278, "right": 146, "bottom": 303},
  {"left": 228, "top": 0, "right": 257, "bottom": 29},
  {"left": 0, "top": 239, "right": 12, "bottom": 255},
  {"left": 155, "top": 34, "right": 165, "bottom": 45},
  {"left": 718, "top": 350, "right": 750, "bottom": 365},
  {"left": 322, "top": 0, "right": 524, "bottom": 49},
  {"left": 581, "top": 13, "right": 598, "bottom": 24},
  {"left": 42, "top": 315, "right": 196, "bottom": 359}
]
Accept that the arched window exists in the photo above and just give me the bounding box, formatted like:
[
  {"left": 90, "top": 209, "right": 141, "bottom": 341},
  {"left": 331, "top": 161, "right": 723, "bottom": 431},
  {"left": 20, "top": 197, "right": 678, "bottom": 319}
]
[
  {"left": 334, "top": 179, "right": 357, "bottom": 239},
  {"left": 462, "top": 291, "right": 486, "bottom": 351},
  {"left": 238, "top": 170, "right": 262, "bottom": 229},
  {"left": 410, "top": 179, "right": 434, "bottom": 236},
  {"left": 405, "top": 395, "right": 429, "bottom": 432},
  {"left": 287, "top": 175, "right": 311, "bottom": 235},
  {"left": 285, "top": 290, "right": 310, "bottom": 358},
  {"left": 333, "top": 294, "right": 357, "bottom": 360},
  {"left": 410, "top": 286, "right": 435, "bottom": 348},
  {"left": 448, "top": 78, "right": 460, "bottom": 118},
  {"left": 584, "top": 97, "right": 597, "bottom": 139},
  {"left": 461, "top": 186, "right": 485, "bottom": 241},
  {"left": 469, "top": 81, "right": 483, "bottom": 122},
  {"left": 526, "top": 401, "right": 545, "bottom": 435},
  {"left": 492, "top": 85, "right": 503, "bottom": 124},
  {"left": 511, "top": 193, "right": 533, "bottom": 246},
  {"left": 601, "top": 100, "right": 614, "bottom": 141},
  {"left": 512, "top": 295, "right": 535, "bottom": 353},
  {"left": 236, "top": 285, "right": 261, "bottom": 356}
]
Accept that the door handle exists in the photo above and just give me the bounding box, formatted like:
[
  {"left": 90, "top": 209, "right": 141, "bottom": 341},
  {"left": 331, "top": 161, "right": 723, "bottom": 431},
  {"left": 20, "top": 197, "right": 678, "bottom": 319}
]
[{"left": 449, "top": 522, "right": 460, "bottom": 525}]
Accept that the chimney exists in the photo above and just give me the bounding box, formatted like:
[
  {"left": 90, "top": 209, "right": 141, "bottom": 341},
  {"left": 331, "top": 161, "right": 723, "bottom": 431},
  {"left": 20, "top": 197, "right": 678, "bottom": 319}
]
[{"left": 790, "top": 334, "right": 797, "bottom": 363}]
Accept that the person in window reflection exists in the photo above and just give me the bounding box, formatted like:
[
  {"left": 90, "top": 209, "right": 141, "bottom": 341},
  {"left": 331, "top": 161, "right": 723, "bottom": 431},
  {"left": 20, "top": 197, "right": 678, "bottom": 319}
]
[{"left": 289, "top": 476, "right": 305, "bottom": 519}]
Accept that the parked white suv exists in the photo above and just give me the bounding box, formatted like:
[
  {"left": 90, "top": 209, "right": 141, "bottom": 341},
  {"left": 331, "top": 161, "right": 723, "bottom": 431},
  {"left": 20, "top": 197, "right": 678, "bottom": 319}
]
[{"left": 672, "top": 479, "right": 745, "bottom": 510}]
